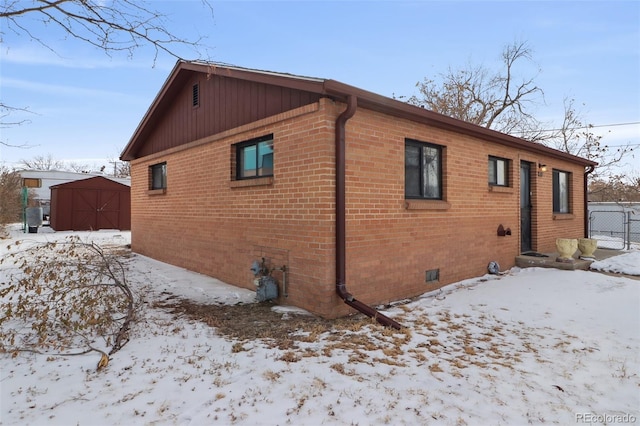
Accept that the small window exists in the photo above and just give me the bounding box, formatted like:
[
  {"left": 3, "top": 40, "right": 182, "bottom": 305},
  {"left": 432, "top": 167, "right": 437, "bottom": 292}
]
[
  {"left": 22, "top": 178, "right": 42, "bottom": 188},
  {"left": 405, "top": 138, "right": 442, "bottom": 199},
  {"left": 150, "top": 162, "right": 167, "bottom": 190},
  {"left": 553, "top": 169, "right": 571, "bottom": 213},
  {"left": 192, "top": 83, "right": 199, "bottom": 107},
  {"left": 236, "top": 135, "right": 274, "bottom": 179},
  {"left": 488, "top": 156, "right": 509, "bottom": 186}
]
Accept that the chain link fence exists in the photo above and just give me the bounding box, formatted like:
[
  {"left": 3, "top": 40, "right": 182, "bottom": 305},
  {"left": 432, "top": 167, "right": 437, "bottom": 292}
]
[{"left": 588, "top": 203, "right": 640, "bottom": 250}]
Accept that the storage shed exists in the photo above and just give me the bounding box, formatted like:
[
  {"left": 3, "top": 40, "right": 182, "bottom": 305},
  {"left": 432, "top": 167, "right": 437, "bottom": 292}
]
[{"left": 50, "top": 176, "right": 131, "bottom": 231}]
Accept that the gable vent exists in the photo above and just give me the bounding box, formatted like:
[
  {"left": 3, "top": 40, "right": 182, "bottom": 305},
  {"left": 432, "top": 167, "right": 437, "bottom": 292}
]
[{"left": 192, "top": 83, "right": 199, "bottom": 107}]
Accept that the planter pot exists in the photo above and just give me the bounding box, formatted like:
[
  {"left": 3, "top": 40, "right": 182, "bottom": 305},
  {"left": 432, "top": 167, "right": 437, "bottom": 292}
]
[
  {"left": 556, "top": 238, "right": 578, "bottom": 262},
  {"left": 578, "top": 238, "right": 598, "bottom": 258}
]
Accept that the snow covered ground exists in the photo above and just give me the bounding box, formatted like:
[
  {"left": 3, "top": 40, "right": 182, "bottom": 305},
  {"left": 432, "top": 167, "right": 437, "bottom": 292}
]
[
  {"left": 1, "top": 225, "right": 639, "bottom": 426},
  {"left": 590, "top": 251, "right": 640, "bottom": 276}
]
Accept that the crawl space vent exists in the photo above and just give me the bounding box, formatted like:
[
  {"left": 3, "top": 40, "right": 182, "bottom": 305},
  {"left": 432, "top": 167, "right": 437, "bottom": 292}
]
[{"left": 425, "top": 269, "right": 439, "bottom": 283}]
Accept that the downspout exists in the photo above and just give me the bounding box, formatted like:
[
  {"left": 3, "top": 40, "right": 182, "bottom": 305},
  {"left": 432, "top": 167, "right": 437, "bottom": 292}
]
[
  {"left": 584, "top": 165, "right": 595, "bottom": 238},
  {"left": 335, "top": 95, "right": 402, "bottom": 330}
]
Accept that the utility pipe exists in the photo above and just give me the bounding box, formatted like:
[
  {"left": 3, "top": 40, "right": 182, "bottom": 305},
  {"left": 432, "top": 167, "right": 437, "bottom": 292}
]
[
  {"left": 334, "top": 95, "right": 402, "bottom": 330},
  {"left": 584, "top": 165, "right": 595, "bottom": 238}
]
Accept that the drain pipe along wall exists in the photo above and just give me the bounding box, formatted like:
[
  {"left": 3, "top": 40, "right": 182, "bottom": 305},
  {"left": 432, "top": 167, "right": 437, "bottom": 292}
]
[
  {"left": 334, "top": 95, "right": 402, "bottom": 330},
  {"left": 584, "top": 165, "right": 595, "bottom": 238}
]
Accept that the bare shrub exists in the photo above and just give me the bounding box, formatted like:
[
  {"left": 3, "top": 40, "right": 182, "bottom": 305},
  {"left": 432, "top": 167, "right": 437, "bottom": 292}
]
[
  {"left": 0, "top": 236, "right": 138, "bottom": 367},
  {"left": 0, "top": 167, "right": 22, "bottom": 229}
]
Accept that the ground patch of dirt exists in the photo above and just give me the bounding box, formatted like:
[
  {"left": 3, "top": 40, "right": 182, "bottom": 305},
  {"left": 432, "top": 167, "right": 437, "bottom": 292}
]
[{"left": 154, "top": 297, "right": 373, "bottom": 344}]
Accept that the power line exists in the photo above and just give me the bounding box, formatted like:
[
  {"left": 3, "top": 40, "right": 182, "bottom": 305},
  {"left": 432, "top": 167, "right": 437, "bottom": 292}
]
[
  {"left": 566, "top": 143, "right": 639, "bottom": 152},
  {"left": 582, "top": 121, "right": 640, "bottom": 129},
  {"left": 602, "top": 143, "right": 640, "bottom": 148},
  {"left": 519, "top": 121, "right": 640, "bottom": 134}
]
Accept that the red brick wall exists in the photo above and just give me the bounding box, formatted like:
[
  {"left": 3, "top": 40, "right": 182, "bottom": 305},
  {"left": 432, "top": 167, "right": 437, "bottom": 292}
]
[
  {"left": 130, "top": 98, "right": 588, "bottom": 318},
  {"left": 131, "top": 100, "right": 342, "bottom": 316},
  {"left": 340, "top": 107, "right": 587, "bottom": 309},
  {"left": 530, "top": 157, "right": 586, "bottom": 251}
]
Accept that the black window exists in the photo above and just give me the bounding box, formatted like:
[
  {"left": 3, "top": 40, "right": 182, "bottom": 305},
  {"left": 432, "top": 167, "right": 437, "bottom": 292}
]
[
  {"left": 405, "top": 138, "right": 442, "bottom": 199},
  {"left": 488, "top": 156, "right": 509, "bottom": 186},
  {"left": 150, "top": 162, "right": 167, "bottom": 190},
  {"left": 236, "top": 134, "right": 274, "bottom": 179},
  {"left": 553, "top": 169, "right": 570, "bottom": 213}
]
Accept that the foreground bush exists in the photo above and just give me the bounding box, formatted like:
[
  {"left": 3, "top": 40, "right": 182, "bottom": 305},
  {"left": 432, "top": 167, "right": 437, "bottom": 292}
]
[{"left": 0, "top": 237, "right": 138, "bottom": 368}]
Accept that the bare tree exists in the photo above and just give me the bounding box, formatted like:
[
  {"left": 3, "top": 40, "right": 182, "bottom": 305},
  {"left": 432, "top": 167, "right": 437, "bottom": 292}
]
[
  {"left": 66, "top": 161, "right": 92, "bottom": 173},
  {"left": 0, "top": 0, "right": 214, "bottom": 145},
  {"left": 20, "top": 155, "right": 112, "bottom": 174},
  {"left": 20, "top": 154, "right": 65, "bottom": 170},
  {"left": 404, "top": 41, "right": 544, "bottom": 137},
  {"left": 0, "top": 104, "right": 35, "bottom": 148},
  {"left": 102, "top": 159, "right": 127, "bottom": 177},
  {"left": 551, "top": 98, "right": 634, "bottom": 179},
  {"left": 589, "top": 173, "right": 640, "bottom": 202},
  {"left": 0, "top": 0, "right": 213, "bottom": 62},
  {"left": 402, "top": 41, "right": 636, "bottom": 196},
  {"left": 116, "top": 161, "right": 131, "bottom": 178}
]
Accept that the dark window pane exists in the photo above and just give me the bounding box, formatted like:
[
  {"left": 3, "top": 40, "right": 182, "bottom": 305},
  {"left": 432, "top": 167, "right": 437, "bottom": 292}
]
[
  {"left": 405, "top": 145, "right": 421, "bottom": 197},
  {"left": 405, "top": 140, "right": 442, "bottom": 199},
  {"left": 553, "top": 170, "right": 570, "bottom": 213},
  {"left": 423, "top": 146, "right": 440, "bottom": 198},
  {"left": 257, "top": 141, "right": 274, "bottom": 176},
  {"left": 558, "top": 172, "right": 568, "bottom": 213},
  {"left": 241, "top": 145, "right": 257, "bottom": 177},
  {"left": 150, "top": 163, "right": 166, "bottom": 190},
  {"left": 489, "top": 159, "right": 497, "bottom": 184},
  {"left": 553, "top": 171, "right": 560, "bottom": 212}
]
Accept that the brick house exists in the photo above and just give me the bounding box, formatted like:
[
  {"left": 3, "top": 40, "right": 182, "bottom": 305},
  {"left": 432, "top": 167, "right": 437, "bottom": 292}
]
[{"left": 121, "top": 61, "right": 596, "bottom": 322}]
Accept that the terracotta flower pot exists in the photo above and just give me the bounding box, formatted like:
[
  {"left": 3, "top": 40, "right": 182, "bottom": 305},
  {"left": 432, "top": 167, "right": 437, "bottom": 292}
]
[
  {"left": 578, "top": 238, "right": 598, "bottom": 258},
  {"left": 556, "top": 238, "right": 578, "bottom": 261}
]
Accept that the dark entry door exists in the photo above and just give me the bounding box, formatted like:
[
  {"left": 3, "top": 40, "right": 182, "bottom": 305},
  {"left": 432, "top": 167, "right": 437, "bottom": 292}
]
[{"left": 520, "top": 162, "right": 532, "bottom": 252}]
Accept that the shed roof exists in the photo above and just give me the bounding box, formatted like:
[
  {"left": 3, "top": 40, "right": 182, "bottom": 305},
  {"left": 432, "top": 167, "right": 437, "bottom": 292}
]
[
  {"left": 121, "top": 60, "right": 597, "bottom": 167},
  {"left": 50, "top": 175, "right": 131, "bottom": 190}
]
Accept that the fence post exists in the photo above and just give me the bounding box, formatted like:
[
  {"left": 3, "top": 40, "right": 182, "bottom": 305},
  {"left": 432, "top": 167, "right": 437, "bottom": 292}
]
[{"left": 626, "top": 211, "right": 631, "bottom": 251}]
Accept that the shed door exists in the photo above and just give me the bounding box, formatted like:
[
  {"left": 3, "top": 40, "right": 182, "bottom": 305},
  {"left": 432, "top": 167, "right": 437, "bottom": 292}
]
[
  {"left": 72, "top": 189, "right": 98, "bottom": 230},
  {"left": 520, "top": 162, "right": 532, "bottom": 252},
  {"left": 96, "top": 190, "right": 121, "bottom": 230}
]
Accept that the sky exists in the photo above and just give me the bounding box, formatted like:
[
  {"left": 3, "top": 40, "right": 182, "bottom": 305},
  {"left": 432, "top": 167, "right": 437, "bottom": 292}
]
[
  {"left": 1, "top": 225, "right": 638, "bottom": 425},
  {"left": 1, "top": 0, "right": 639, "bottom": 176}
]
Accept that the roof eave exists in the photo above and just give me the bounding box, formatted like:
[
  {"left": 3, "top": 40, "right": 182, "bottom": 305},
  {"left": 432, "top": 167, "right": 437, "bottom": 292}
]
[
  {"left": 122, "top": 62, "right": 597, "bottom": 168},
  {"left": 322, "top": 80, "right": 597, "bottom": 167}
]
